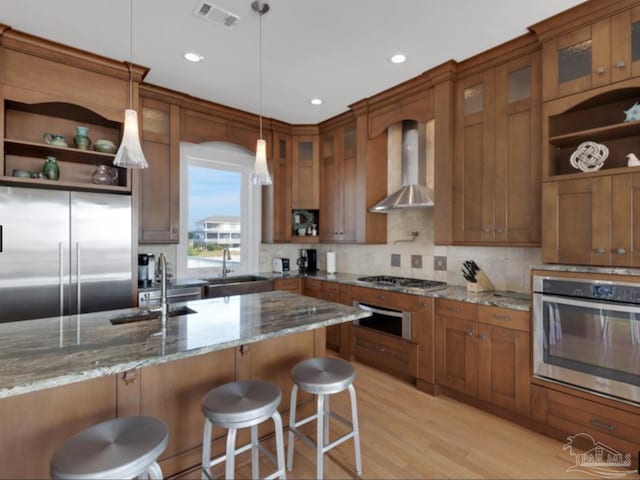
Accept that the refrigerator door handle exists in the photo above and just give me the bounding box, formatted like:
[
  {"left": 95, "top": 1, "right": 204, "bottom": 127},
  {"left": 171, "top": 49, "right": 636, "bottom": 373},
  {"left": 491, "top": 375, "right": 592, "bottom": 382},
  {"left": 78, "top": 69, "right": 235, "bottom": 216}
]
[
  {"left": 0, "top": 225, "right": 3, "bottom": 252},
  {"left": 76, "top": 242, "right": 81, "bottom": 314},
  {"left": 59, "top": 242, "right": 64, "bottom": 317}
]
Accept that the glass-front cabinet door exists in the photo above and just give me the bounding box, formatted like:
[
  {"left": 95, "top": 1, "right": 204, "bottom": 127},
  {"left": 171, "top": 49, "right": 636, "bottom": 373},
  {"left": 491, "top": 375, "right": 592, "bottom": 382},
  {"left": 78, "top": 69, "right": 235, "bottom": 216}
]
[{"left": 541, "top": 6, "right": 640, "bottom": 100}]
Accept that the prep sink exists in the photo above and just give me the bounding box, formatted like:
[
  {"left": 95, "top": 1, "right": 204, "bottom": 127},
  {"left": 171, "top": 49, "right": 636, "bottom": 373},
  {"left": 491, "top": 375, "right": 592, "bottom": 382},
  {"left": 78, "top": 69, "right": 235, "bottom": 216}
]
[
  {"left": 202, "top": 275, "right": 273, "bottom": 298},
  {"left": 109, "top": 306, "right": 197, "bottom": 325}
]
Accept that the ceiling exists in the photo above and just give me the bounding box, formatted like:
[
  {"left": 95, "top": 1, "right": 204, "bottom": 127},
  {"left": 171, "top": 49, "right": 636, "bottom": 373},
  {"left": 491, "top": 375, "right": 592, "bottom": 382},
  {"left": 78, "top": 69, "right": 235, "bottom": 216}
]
[{"left": 2, "top": 0, "right": 585, "bottom": 124}]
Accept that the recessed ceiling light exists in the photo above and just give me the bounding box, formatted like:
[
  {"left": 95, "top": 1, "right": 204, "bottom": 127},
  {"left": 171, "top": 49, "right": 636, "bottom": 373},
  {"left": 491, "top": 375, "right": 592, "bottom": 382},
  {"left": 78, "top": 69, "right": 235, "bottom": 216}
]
[
  {"left": 184, "top": 52, "right": 204, "bottom": 62},
  {"left": 310, "top": 98, "right": 323, "bottom": 106},
  {"left": 390, "top": 53, "right": 407, "bottom": 64}
]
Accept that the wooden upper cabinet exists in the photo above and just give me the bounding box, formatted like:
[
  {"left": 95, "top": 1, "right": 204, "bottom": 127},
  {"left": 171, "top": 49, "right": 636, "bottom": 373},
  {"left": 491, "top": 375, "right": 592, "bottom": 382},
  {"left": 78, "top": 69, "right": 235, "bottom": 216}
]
[
  {"left": 453, "top": 50, "right": 541, "bottom": 245},
  {"left": 291, "top": 134, "right": 319, "bottom": 210},
  {"left": 139, "top": 96, "right": 180, "bottom": 244},
  {"left": 319, "top": 121, "right": 357, "bottom": 243},
  {"left": 264, "top": 131, "right": 292, "bottom": 243},
  {"left": 543, "top": 172, "right": 640, "bottom": 267},
  {"left": 537, "top": 4, "right": 640, "bottom": 101}
]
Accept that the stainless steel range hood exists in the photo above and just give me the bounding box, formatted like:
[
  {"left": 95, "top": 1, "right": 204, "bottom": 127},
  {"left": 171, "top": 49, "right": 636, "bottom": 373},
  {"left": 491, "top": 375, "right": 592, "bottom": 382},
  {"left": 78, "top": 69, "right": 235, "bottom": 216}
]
[{"left": 370, "top": 120, "right": 434, "bottom": 213}]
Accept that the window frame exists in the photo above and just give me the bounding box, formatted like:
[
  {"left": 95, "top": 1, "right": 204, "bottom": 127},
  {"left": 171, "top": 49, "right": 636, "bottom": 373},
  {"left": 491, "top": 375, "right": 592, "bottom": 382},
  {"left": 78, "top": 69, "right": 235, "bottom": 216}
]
[{"left": 177, "top": 141, "right": 261, "bottom": 279}]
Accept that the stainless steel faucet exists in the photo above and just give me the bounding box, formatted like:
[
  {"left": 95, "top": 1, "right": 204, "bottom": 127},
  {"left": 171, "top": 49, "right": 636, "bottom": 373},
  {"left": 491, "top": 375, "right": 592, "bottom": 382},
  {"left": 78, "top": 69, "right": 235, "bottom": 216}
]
[
  {"left": 158, "top": 253, "right": 168, "bottom": 322},
  {"left": 222, "top": 247, "right": 233, "bottom": 278}
]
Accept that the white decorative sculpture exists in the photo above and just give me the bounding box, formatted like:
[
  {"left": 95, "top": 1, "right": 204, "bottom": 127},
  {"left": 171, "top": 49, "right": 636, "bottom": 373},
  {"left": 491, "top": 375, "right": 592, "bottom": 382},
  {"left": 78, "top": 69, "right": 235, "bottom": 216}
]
[
  {"left": 624, "top": 102, "right": 640, "bottom": 122},
  {"left": 627, "top": 153, "right": 640, "bottom": 167},
  {"left": 570, "top": 141, "right": 609, "bottom": 172}
]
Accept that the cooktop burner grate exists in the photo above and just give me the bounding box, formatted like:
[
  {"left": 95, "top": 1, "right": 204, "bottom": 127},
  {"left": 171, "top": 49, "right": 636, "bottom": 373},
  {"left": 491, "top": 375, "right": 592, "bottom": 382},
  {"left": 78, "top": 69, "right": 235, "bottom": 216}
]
[{"left": 357, "top": 275, "right": 446, "bottom": 290}]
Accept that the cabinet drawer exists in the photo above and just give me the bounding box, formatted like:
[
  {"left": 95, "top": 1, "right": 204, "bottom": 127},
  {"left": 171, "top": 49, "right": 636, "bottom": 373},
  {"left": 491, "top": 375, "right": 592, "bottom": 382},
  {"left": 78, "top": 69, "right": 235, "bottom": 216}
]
[
  {"left": 351, "top": 286, "right": 420, "bottom": 311},
  {"left": 435, "top": 298, "right": 477, "bottom": 320},
  {"left": 353, "top": 325, "right": 418, "bottom": 378},
  {"left": 273, "top": 278, "right": 300, "bottom": 293},
  {"left": 478, "top": 306, "right": 530, "bottom": 332},
  {"left": 546, "top": 389, "right": 640, "bottom": 448}
]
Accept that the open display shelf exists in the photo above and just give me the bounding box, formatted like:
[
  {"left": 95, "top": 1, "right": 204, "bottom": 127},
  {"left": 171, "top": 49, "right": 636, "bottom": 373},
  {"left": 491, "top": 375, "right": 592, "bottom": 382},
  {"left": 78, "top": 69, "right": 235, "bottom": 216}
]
[
  {"left": 2, "top": 100, "right": 130, "bottom": 192},
  {"left": 546, "top": 88, "right": 640, "bottom": 177}
]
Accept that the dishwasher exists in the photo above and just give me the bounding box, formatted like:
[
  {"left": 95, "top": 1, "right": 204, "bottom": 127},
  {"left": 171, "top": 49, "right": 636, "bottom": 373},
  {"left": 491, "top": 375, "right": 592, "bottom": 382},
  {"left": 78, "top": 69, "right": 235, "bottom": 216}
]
[{"left": 137, "top": 286, "right": 203, "bottom": 309}]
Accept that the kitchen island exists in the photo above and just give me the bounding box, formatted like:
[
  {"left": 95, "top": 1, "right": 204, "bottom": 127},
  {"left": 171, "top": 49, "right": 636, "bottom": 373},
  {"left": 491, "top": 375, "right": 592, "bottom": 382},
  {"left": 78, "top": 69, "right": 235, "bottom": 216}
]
[{"left": 0, "top": 291, "right": 369, "bottom": 478}]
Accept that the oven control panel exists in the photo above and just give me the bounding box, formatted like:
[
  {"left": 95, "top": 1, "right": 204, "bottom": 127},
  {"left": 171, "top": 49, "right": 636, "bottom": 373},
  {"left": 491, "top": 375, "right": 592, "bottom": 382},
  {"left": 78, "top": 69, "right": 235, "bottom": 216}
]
[{"left": 536, "top": 277, "right": 640, "bottom": 304}]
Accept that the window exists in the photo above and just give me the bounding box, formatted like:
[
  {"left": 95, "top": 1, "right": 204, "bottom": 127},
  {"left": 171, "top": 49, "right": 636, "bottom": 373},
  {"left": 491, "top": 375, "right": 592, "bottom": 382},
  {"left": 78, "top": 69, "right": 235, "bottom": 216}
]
[{"left": 177, "top": 142, "right": 261, "bottom": 279}]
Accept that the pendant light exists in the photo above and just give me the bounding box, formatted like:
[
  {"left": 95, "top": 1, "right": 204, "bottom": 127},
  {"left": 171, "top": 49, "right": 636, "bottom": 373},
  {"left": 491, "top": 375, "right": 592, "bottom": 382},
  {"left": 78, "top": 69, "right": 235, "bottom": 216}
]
[
  {"left": 113, "top": 0, "right": 148, "bottom": 169},
  {"left": 250, "top": 1, "right": 272, "bottom": 185}
]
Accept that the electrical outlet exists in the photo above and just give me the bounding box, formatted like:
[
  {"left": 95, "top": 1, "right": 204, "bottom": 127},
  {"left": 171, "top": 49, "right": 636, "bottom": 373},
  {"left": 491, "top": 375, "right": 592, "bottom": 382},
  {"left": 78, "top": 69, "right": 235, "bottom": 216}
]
[
  {"left": 391, "top": 254, "right": 401, "bottom": 267},
  {"left": 411, "top": 255, "right": 422, "bottom": 269},
  {"left": 434, "top": 256, "right": 447, "bottom": 271}
]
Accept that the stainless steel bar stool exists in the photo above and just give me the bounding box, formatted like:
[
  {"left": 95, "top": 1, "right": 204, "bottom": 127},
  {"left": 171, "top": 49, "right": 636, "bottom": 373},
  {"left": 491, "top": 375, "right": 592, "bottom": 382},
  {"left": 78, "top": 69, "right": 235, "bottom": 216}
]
[
  {"left": 287, "top": 357, "right": 362, "bottom": 479},
  {"left": 50, "top": 416, "right": 169, "bottom": 480},
  {"left": 201, "top": 380, "right": 286, "bottom": 480}
]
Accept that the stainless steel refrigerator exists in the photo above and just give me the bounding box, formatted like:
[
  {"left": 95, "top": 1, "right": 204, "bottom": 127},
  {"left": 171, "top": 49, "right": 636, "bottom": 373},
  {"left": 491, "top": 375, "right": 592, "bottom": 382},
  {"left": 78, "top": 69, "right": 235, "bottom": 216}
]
[{"left": 0, "top": 186, "right": 132, "bottom": 322}]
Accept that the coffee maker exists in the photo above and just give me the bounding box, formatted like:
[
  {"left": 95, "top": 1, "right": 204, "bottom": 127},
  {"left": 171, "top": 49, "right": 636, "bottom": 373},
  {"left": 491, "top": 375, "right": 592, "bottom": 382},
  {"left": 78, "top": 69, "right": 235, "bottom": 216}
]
[
  {"left": 138, "top": 253, "right": 156, "bottom": 287},
  {"left": 297, "top": 248, "right": 317, "bottom": 273}
]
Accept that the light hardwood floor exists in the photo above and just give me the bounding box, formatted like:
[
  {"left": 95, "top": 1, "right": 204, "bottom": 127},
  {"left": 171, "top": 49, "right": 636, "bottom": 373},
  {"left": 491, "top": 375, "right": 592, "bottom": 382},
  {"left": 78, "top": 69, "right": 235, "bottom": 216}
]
[{"left": 179, "top": 359, "right": 632, "bottom": 479}]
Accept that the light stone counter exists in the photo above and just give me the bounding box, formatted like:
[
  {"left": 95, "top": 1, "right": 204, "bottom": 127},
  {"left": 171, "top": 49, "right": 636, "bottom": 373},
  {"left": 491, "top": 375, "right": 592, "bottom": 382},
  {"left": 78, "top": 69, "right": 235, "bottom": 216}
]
[
  {"left": 266, "top": 271, "right": 531, "bottom": 311},
  {"left": 0, "top": 291, "right": 369, "bottom": 399}
]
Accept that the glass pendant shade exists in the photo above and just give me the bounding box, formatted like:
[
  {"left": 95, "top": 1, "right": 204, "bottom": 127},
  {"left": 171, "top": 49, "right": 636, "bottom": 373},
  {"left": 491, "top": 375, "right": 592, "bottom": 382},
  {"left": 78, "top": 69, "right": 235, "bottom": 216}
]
[
  {"left": 250, "top": 138, "right": 272, "bottom": 185},
  {"left": 113, "top": 109, "right": 148, "bottom": 169}
]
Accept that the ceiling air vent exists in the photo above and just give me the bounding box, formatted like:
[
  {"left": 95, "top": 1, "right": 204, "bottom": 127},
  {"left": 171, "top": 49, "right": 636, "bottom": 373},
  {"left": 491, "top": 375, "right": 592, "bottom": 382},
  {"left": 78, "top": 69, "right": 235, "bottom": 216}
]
[{"left": 193, "top": 1, "right": 240, "bottom": 29}]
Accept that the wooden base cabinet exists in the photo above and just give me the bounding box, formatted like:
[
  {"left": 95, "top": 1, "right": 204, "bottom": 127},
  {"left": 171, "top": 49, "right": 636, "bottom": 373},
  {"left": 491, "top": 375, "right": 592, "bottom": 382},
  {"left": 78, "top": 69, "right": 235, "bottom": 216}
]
[
  {"left": 435, "top": 299, "right": 531, "bottom": 417},
  {"left": 0, "top": 376, "right": 117, "bottom": 479},
  {"left": 302, "top": 278, "right": 351, "bottom": 358},
  {"left": 531, "top": 383, "right": 640, "bottom": 466}
]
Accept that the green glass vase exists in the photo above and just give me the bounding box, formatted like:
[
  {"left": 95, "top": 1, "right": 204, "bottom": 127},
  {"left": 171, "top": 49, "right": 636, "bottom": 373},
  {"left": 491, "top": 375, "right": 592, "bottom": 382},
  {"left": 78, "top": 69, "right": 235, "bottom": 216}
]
[{"left": 42, "top": 156, "right": 60, "bottom": 180}]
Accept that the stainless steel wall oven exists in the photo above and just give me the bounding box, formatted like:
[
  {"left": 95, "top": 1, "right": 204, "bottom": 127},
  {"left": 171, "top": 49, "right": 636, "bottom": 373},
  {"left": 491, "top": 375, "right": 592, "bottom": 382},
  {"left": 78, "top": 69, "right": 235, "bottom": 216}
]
[{"left": 532, "top": 274, "right": 640, "bottom": 404}]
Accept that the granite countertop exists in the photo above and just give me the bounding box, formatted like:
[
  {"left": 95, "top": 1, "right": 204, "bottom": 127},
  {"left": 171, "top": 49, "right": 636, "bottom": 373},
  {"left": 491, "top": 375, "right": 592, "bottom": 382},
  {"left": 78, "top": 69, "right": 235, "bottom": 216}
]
[
  {"left": 0, "top": 291, "right": 369, "bottom": 399},
  {"left": 265, "top": 271, "right": 532, "bottom": 312}
]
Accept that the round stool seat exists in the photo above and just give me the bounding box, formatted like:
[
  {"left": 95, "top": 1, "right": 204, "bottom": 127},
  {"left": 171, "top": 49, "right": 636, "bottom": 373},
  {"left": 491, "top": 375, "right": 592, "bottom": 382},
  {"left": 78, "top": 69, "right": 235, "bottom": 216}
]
[
  {"left": 50, "top": 416, "right": 169, "bottom": 480},
  {"left": 291, "top": 357, "right": 355, "bottom": 395},
  {"left": 202, "top": 380, "right": 281, "bottom": 428}
]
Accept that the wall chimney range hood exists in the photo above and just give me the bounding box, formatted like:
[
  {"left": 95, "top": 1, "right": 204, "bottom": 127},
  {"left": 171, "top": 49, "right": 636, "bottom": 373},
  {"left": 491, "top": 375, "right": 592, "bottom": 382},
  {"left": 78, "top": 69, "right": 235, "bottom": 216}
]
[{"left": 370, "top": 120, "right": 434, "bottom": 213}]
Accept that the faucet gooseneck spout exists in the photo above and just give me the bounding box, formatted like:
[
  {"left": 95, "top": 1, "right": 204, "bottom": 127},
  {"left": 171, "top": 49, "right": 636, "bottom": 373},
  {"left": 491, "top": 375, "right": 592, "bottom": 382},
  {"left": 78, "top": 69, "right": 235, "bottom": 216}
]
[{"left": 159, "top": 253, "right": 168, "bottom": 323}]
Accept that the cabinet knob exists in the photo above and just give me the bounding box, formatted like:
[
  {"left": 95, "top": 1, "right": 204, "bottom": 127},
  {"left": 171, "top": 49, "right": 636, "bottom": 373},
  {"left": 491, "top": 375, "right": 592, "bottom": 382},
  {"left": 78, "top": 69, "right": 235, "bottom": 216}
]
[
  {"left": 616, "top": 247, "right": 627, "bottom": 255},
  {"left": 447, "top": 306, "right": 462, "bottom": 313},
  {"left": 594, "top": 247, "right": 606, "bottom": 254},
  {"left": 122, "top": 370, "right": 137, "bottom": 385},
  {"left": 495, "top": 227, "right": 504, "bottom": 233},
  {"left": 478, "top": 334, "right": 486, "bottom": 340},
  {"left": 483, "top": 227, "right": 492, "bottom": 233},
  {"left": 615, "top": 60, "right": 626, "bottom": 69},
  {"left": 465, "top": 330, "right": 474, "bottom": 337},
  {"left": 596, "top": 66, "right": 606, "bottom": 74}
]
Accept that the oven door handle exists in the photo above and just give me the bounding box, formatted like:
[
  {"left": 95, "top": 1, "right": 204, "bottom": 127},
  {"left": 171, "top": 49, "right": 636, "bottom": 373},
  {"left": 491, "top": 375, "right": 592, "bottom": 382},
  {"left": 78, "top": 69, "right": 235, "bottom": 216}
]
[
  {"left": 540, "top": 294, "right": 640, "bottom": 314},
  {"left": 355, "top": 302, "right": 403, "bottom": 318}
]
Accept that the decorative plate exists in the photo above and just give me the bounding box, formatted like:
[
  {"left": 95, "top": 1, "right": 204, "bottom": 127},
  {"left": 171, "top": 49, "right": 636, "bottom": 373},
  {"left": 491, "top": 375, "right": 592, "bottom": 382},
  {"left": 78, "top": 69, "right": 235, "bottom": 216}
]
[
  {"left": 569, "top": 141, "right": 609, "bottom": 172},
  {"left": 292, "top": 209, "right": 314, "bottom": 230}
]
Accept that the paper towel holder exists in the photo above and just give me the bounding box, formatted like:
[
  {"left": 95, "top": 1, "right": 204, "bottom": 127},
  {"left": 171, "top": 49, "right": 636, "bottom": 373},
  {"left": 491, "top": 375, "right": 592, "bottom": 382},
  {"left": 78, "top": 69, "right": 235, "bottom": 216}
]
[{"left": 326, "top": 250, "right": 336, "bottom": 274}]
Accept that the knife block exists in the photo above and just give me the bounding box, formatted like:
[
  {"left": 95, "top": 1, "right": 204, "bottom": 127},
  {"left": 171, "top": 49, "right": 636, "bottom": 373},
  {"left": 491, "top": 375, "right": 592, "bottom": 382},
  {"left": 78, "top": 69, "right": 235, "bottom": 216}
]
[{"left": 466, "top": 270, "right": 494, "bottom": 293}]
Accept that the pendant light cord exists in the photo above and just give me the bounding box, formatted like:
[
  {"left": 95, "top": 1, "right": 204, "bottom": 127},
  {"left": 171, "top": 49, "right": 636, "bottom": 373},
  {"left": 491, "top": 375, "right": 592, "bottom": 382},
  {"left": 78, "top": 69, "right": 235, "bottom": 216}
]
[
  {"left": 129, "top": 0, "right": 134, "bottom": 109},
  {"left": 258, "top": 5, "right": 263, "bottom": 140}
]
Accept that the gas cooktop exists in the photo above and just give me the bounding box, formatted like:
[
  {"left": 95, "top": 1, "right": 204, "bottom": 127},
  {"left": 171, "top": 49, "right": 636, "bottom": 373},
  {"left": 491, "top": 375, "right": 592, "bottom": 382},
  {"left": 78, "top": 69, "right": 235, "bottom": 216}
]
[{"left": 357, "top": 275, "right": 446, "bottom": 291}]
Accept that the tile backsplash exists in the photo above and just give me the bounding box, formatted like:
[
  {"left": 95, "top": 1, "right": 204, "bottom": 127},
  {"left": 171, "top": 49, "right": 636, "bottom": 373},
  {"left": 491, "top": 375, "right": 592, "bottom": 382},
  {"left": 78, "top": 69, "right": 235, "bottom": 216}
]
[{"left": 259, "top": 208, "right": 541, "bottom": 293}]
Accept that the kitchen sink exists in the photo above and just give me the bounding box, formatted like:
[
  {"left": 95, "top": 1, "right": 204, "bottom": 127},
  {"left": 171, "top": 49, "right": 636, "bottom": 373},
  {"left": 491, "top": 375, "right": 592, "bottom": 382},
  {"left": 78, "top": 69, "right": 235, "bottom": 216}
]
[
  {"left": 202, "top": 275, "right": 273, "bottom": 298},
  {"left": 109, "top": 306, "right": 197, "bottom": 325}
]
